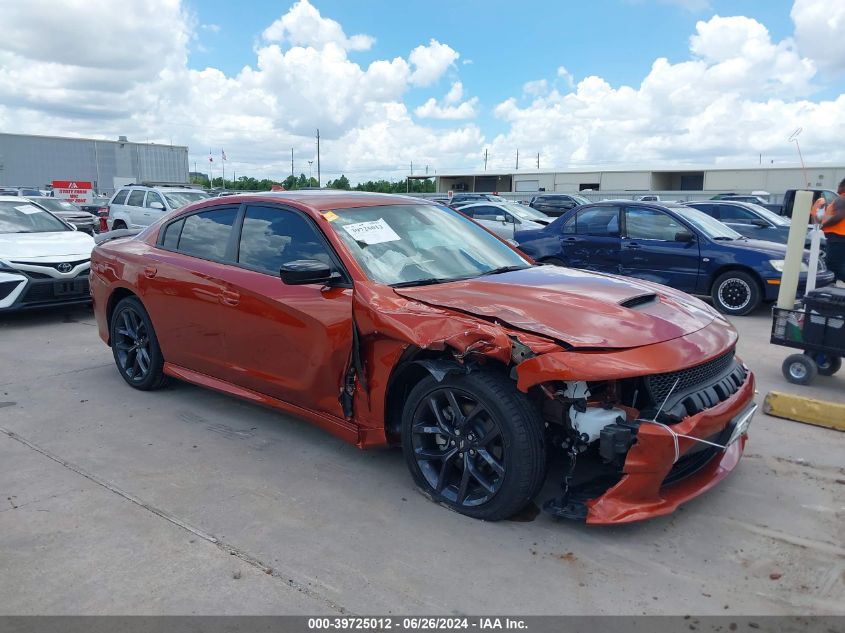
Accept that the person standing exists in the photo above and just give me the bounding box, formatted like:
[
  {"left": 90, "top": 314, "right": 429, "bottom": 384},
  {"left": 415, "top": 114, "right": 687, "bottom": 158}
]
[{"left": 820, "top": 178, "right": 845, "bottom": 286}]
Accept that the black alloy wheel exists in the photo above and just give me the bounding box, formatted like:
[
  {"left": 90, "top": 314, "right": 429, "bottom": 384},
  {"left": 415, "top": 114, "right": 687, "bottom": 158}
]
[
  {"left": 401, "top": 371, "right": 545, "bottom": 520},
  {"left": 711, "top": 270, "right": 762, "bottom": 316},
  {"left": 110, "top": 296, "right": 167, "bottom": 390}
]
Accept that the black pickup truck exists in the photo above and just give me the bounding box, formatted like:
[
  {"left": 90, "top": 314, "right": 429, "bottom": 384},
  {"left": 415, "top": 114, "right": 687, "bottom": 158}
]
[{"left": 716, "top": 189, "right": 838, "bottom": 218}]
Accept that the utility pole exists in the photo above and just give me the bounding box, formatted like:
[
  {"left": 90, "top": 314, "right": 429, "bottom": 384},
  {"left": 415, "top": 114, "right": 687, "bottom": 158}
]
[
  {"left": 308, "top": 160, "right": 314, "bottom": 183},
  {"left": 291, "top": 148, "right": 294, "bottom": 179},
  {"left": 316, "top": 129, "right": 321, "bottom": 188},
  {"left": 516, "top": 149, "right": 519, "bottom": 170},
  {"left": 484, "top": 149, "right": 488, "bottom": 171},
  {"left": 537, "top": 153, "right": 540, "bottom": 169}
]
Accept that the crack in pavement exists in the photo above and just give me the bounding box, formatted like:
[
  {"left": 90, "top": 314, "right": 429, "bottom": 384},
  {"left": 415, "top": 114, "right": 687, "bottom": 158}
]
[
  {"left": 0, "top": 425, "right": 349, "bottom": 614},
  {"left": 0, "top": 363, "right": 115, "bottom": 388}
]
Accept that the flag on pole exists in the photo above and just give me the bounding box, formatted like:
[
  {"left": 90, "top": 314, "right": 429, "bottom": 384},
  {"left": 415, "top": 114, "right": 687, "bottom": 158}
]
[{"left": 221, "top": 149, "right": 227, "bottom": 161}]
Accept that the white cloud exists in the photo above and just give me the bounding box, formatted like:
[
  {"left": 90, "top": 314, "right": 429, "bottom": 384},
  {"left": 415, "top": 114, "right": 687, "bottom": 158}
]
[
  {"left": 1, "top": 0, "right": 844, "bottom": 185},
  {"left": 409, "top": 39, "right": 459, "bottom": 86},
  {"left": 415, "top": 97, "right": 478, "bottom": 120},
  {"left": 522, "top": 79, "right": 548, "bottom": 97},
  {"left": 556, "top": 66, "right": 575, "bottom": 90},
  {"left": 792, "top": 0, "right": 845, "bottom": 70},
  {"left": 201, "top": 23, "right": 221, "bottom": 33},
  {"left": 444, "top": 81, "right": 463, "bottom": 104},
  {"left": 262, "top": 0, "right": 374, "bottom": 51},
  {"left": 485, "top": 11, "right": 844, "bottom": 171}
]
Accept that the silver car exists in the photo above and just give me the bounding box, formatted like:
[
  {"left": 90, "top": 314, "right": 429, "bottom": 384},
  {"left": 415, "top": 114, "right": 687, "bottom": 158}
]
[
  {"left": 107, "top": 185, "right": 209, "bottom": 230},
  {"left": 455, "top": 202, "right": 552, "bottom": 239}
]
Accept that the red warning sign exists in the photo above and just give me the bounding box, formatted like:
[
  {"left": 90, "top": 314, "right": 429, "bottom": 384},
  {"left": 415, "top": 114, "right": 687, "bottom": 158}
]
[{"left": 52, "top": 180, "right": 94, "bottom": 205}]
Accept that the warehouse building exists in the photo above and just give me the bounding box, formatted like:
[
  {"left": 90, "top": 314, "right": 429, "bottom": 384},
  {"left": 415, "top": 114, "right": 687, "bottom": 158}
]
[
  {"left": 0, "top": 132, "right": 189, "bottom": 195},
  {"left": 429, "top": 165, "right": 845, "bottom": 198}
]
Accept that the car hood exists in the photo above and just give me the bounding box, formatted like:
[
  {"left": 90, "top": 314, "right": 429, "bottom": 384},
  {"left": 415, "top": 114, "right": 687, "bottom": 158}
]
[
  {"left": 394, "top": 265, "right": 722, "bottom": 349},
  {"left": 717, "top": 237, "right": 793, "bottom": 258},
  {"left": 0, "top": 231, "right": 95, "bottom": 259}
]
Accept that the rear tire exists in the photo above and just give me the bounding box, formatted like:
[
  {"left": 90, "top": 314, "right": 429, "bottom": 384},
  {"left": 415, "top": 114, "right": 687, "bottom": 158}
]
[
  {"left": 803, "top": 351, "right": 841, "bottom": 376},
  {"left": 400, "top": 371, "right": 546, "bottom": 521},
  {"left": 782, "top": 353, "right": 817, "bottom": 385},
  {"left": 110, "top": 296, "right": 168, "bottom": 391},
  {"left": 711, "top": 270, "right": 761, "bottom": 316}
]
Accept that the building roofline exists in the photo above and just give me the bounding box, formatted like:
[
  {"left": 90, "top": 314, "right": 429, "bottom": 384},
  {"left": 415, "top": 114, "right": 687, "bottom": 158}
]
[
  {"left": 0, "top": 131, "right": 188, "bottom": 150},
  {"left": 433, "top": 164, "right": 844, "bottom": 178}
]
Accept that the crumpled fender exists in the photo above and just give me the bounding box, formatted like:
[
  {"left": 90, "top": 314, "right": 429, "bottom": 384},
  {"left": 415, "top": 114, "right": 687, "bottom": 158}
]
[{"left": 515, "top": 319, "right": 739, "bottom": 392}]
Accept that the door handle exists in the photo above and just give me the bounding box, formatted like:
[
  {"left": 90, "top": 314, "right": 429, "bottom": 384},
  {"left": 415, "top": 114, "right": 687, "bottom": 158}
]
[
  {"left": 562, "top": 237, "right": 579, "bottom": 242},
  {"left": 220, "top": 290, "right": 240, "bottom": 306},
  {"left": 143, "top": 266, "right": 157, "bottom": 279},
  {"left": 624, "top": 242, "right": 641, "bottom": 249}
]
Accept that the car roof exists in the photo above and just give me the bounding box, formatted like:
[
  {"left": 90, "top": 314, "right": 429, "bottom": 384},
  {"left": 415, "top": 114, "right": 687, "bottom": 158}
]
[
  {"left": 191, "top": 190, "right": 432, "bottom": 213},
  {"left": 689, "top": 199, "right": 760, "bottom": 210}
]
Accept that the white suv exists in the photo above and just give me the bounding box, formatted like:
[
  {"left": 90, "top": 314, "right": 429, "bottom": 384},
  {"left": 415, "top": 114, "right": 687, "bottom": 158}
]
[{"left": 107, "top": 185, "right": 209, "bottom": 230}]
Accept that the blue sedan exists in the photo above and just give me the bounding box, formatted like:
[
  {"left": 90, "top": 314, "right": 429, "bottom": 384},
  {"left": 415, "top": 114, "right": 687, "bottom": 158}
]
[{"left": 514, "top": 201, "right": 835, "bottom": 316}]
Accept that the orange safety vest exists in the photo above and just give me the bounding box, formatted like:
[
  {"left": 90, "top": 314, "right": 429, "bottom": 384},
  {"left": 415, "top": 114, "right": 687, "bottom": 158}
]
[{"left": 823, "top": 198, "right": 845, "bottom": 237}]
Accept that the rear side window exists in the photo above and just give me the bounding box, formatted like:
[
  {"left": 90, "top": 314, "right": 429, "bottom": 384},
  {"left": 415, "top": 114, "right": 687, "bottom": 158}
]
[
  {"left": 575, "top": 206, "right": 619, "bottom": 236},
  {"left": 112, "top": 189, "right": 130, "bottom": 205},
  {"left": 689, "top": 203, "right": 716, "bottom": 216},
  {"left": 160, "top": 218, "right": 184, "bottom": 250},
  {"left": 126, "top": 190, "right": 145, "bottom": 207},
  {"left": 176, "top": 208, "right": 238, "bottom": 261},
  {"left": 238, "top": 206, "right": 332, "bottom": 274}
]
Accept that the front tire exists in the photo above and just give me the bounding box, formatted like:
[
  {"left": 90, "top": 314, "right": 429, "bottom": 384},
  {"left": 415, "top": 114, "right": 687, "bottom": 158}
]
[
  {"left": 711, "top": 270, "right": 761, "bottom": 316},
  {"left": 400, "top": 371, "right": 546, "bottom": 521},
  {"left": 110, "top": 296, "right": 167, "bottom": 390},
  {"left": 782, "top": 353, "right": 817, "bottom": 385}
]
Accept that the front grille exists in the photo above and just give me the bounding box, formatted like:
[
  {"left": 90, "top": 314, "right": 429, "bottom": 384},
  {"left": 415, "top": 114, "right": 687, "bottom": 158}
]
[
  {"left": 646, "top": 350, "right": 736, "bottom": 405},
  {"left": 21, "top": 278, "right": 90, "bottom": 304},
  {"left": 663, "top": 433, "right": 723, "bottom": 486}
]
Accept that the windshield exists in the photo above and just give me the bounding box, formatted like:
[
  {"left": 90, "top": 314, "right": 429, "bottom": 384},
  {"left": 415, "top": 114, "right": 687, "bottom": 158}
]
[
  {"left": 0, "top": 201, "right": 70, "bottom": 233},
  {"left": 676, "top": 207, "right": 743, "bottom": 240},
  {"left": 327, "top": 204, "right": 531, "bottom": 286},
  {"left": 745, "top": 203, "right": 790, "bottom": 226},
  {"left": 28, "top": 198, "right": 79, "bottom": 213},
  {"left": 163, "top": 191, "right": 210, "bottom": 208},
  {"left": 499, "top": 203, "right": 549, "bottom": 221},
  {"left": 572, "top": 195, "right": 591, "bottom": 205}
]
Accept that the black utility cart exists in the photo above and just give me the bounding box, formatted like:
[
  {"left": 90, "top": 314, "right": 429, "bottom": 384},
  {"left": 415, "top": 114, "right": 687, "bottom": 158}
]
[{"left": 771, "top": 287, "right": 845, "bottom": 385}]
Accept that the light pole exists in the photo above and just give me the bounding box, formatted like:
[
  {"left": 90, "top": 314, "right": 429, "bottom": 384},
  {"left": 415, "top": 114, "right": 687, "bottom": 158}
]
[
  {"left": 788, "top": 127, "right": 809, "bottom": 187},
  {"left": 308, "top": 160, "right": 314, "bottom": 184}
]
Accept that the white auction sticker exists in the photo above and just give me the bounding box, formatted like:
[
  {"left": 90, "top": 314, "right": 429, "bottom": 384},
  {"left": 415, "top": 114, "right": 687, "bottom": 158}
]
[
  {"left": 15, "top": 204, "right": 43, "bottom": 215},
  {"left": 342, "top": 218, "right": 401, "bottom": 245}
]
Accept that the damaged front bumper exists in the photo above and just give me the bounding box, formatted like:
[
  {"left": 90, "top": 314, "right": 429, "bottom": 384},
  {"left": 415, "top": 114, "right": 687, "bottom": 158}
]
[{"left": 585, "top": 372, "right": 756, "bottom": 525}]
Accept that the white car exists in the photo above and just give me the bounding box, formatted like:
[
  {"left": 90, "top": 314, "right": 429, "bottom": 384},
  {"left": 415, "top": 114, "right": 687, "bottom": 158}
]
[
  {"left": 107, "top": 185, "right": 210, "bottom": 230},
  {"left": 0, "top": 196, "right": 95, "bottom": 311},
  {"left": 455, "top": 201, "right": 552, "bottom": 240}
]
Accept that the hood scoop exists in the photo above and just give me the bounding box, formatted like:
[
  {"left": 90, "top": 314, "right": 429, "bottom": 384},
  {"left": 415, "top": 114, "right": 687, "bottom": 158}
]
[{"left": 619, "top": 293, "right": 659, "bottom": 310}]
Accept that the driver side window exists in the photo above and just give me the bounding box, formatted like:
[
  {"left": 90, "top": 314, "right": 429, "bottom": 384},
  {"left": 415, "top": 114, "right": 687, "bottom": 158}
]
[
  {"left": 145, "top": 192, "right": 165, "bottom": 209},
  {"left": 238, "top": 206, "right": 333, "bottom": 275}
]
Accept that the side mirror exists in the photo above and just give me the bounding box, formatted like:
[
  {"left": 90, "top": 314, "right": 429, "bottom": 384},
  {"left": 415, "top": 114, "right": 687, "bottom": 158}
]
[
  {"left": 495, "top": 215, "right": 507, "bottom": 223},
  {"left": 150, "top": 201, "right": 165, "bottom": 210},
  {"left": 279, "top": 259, "right": 335, "bottom": 285},
  {"left": 750, "top": 218, "right": 768, "bottom": 227},
  {"left": 675, "top": 231, "right": 695, "bottom": 243}
]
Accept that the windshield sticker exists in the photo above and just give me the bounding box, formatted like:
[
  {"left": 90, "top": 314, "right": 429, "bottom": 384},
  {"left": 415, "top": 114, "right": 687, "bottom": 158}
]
[
  {"left": 322, "top": 211, "right": 339, "bottom": 222},
  {"left": 15, "top": 204, "right": 43, "bottom": 215},
  {"left": 342, "top": 218, "right": 401, "bottom": 245}
]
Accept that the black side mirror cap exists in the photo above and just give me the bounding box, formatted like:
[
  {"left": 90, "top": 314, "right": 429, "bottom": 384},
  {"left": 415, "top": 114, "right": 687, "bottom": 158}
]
[
  {"left": 675, "top": 231, "right": 696, "bottom": 243},
  {"left": 280, "top": 259, "right": 336, "bottom": 285}
]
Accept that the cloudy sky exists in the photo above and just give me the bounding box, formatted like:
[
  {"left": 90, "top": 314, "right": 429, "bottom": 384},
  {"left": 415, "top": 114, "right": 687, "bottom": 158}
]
[{"left": 1, "top": 0, "right": 843, "bottom": 183}]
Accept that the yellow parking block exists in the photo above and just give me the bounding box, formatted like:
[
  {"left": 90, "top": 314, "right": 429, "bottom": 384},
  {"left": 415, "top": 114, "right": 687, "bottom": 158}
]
[{"left": 763, "top": 391, "right": 845, "bottom": 431}]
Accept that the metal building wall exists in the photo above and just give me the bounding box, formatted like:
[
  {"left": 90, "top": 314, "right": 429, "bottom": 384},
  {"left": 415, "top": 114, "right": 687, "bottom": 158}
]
[{"left": 0, "top": 133, "right": 189, "bottom": 193}]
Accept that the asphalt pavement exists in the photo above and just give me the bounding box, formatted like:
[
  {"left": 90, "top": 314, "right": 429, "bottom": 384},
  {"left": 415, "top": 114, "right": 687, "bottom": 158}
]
[{"left": 0, "top": 303, "right": 843, "bottom": 615}]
